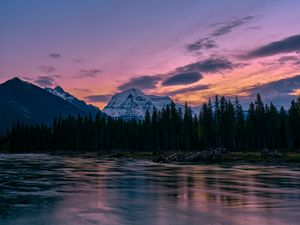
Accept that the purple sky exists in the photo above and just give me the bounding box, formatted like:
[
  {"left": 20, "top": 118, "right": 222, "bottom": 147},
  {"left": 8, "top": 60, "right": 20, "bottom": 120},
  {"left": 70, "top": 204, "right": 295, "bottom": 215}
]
[{"left": 1, "top": 0, "right": 300, "bottom": 108}]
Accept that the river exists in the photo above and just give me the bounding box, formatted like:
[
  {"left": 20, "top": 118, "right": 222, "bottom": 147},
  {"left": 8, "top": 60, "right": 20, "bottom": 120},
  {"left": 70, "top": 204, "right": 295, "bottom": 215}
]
[{"left": 0, "top": 153, "right": 300, "bottom": 225}]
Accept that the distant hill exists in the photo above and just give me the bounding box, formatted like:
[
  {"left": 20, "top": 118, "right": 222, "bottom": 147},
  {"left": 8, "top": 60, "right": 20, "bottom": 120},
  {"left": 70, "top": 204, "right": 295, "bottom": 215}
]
[{"left": 0, "top": 77, "right": 86, "bottom": 131}]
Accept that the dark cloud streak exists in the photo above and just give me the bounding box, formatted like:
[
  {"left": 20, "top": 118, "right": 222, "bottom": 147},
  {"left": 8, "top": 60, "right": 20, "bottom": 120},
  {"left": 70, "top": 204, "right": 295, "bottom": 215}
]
[
  {"left": 246, "top": 34, "right": 300, "bottom": 58},
  {"left": 177, "top": 58, "right": 243, "bottom": 74},
  {"left": 166, "top": 84, "right": 210, "bottom": 96},
  {"left": 211, "top": 16, "right": 255, "bottom": 37},
  {"left": 77, "top": 69, "right": 103, "bottom": 78},
  {"left": 34, "top": 76, "right": 55, "bottom": 87},
  {"left": 49, "top": 53, "right": 61, "bottom": 59},
  {"left": 162, "top": 72, "right": 202, "bottom": 86},
  {"left": 277, "top": 55, "right": 300, "bottom": 65},
  {"left": 118, "top": 75, "right": 162, "bottom": 91},
  {"left": 186, "top": 38, "right": 217, "bottom": 53}
]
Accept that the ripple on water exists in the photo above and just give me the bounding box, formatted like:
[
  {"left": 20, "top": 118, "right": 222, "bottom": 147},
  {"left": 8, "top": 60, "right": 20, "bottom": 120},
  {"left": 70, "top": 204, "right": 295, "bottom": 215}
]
[{"left": 0, "top": 153, "right": 300, "bottom": 225}]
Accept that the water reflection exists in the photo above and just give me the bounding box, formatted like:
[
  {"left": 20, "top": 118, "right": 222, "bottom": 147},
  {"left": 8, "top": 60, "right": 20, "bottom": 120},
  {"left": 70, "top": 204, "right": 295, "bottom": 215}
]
[{"left": 0, "top": 154, "right": 300, "bottom": 225}]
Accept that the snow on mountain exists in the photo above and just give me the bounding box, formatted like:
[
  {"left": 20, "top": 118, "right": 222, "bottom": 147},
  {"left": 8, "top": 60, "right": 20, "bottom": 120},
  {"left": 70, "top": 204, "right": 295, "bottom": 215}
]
[
  {"left": 103, "top": 88, "right": 199, "bottom": 119},
  {"left": 103, "top": 88, "right": 172, "bottom": 119},
  {"left": 45, "top": 86, "right": 101, "bottom": 116}
]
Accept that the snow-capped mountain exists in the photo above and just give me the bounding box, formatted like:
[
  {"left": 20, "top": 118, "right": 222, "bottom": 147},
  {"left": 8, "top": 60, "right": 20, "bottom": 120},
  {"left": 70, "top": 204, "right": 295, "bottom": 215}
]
[
  {"left": 103, "top": 88, "right": 173, "bottom": 119},
  {"left": 45, "top": 86, "right": 101, "bottom": 116},
  {"left": 103, "top": 88, "right": 200, "bottom": 119}
]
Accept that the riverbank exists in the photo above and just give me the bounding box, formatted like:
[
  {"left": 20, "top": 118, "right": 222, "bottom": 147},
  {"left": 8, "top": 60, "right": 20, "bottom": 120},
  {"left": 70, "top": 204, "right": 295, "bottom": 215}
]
[
  {"left": 1, "top": 149, "right": 300, "bottom": 164},
  {"left": 111, "top": 150, "right": 300, "bottom": 164}
]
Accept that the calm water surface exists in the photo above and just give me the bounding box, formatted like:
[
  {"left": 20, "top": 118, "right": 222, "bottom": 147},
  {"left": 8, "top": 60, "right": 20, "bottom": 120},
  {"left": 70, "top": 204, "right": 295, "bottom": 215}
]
[{"left": 0, "top": 153, "right": 300, "bottom": 225}]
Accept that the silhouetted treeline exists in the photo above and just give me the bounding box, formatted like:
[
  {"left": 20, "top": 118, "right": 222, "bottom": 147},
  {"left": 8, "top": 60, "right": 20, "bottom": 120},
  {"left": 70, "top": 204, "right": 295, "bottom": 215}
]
[{"left": 5, "top": 94, "right": 300, "bottom": 152}]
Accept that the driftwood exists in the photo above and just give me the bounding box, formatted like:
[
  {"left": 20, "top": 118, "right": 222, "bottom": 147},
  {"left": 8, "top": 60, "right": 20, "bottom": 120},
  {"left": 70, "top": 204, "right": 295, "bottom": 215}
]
[
  {"left": 261, "top": 148, "right": 282, "bottom": 159},
  {"left": 152, "top": 148, "right": 227, "bottom": 163}
]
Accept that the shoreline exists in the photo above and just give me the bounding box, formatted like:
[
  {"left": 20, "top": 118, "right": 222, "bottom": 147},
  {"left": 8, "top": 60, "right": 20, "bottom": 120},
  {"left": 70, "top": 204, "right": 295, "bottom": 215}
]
[{"left": 1, "top": 150, "right": 300, "bottom": 165}]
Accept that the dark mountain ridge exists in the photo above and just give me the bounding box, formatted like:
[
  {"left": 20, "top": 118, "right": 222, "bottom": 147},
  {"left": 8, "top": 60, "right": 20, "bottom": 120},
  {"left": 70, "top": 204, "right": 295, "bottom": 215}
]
[{"left": 0, "top": 77, "right": 85, "bottom": 131}]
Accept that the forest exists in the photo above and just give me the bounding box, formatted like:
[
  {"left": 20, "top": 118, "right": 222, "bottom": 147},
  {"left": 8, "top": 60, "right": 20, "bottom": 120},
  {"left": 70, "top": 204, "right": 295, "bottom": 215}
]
[{"left": 2, "top": 94, "right": 300, "bottom": 152}]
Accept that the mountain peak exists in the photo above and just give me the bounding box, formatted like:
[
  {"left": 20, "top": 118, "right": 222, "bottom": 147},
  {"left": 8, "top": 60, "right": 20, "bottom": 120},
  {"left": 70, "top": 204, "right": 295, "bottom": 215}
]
[
  {"left": 53, "top": 86, "right": 65, "bottom": 93},
  {"left": 3, "top": 77, "right": 31, "bottom": 86},
  {"left": 122, "top": 88, "right": 144, "bottom": 95},
  {"left": 11, "top": 76, "right": 22, "bottom": 81},
  {"left": 103, "top": 88, "right": 173, "bottom": 119},
  {"left": 6, "top": 77, "right": 23, "bottom": 83}
]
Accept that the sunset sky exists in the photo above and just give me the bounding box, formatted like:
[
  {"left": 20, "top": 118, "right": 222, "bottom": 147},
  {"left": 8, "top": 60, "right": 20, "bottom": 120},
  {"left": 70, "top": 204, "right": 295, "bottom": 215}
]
[{"left": 1, "top": 0, "right": 300, "bottom": 108}]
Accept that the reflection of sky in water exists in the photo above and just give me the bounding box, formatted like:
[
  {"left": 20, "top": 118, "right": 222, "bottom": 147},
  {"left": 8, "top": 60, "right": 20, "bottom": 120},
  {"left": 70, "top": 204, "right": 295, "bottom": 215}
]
[{"left": 0, "top": 154, "right": 300, "bottom": 225}]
